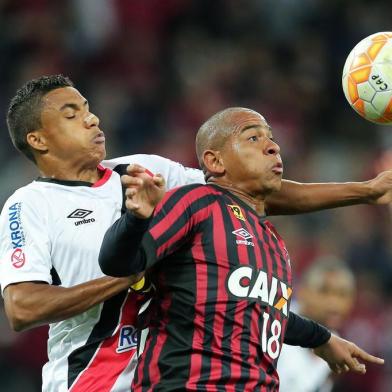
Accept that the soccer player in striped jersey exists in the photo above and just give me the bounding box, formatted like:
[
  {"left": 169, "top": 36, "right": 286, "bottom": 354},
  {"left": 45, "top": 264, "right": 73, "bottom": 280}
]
[
  {"left": 1, "top": 75, "right": 390, "bottom": 391},
  {"left": 99, "top": 107, "right": 384, "bottom": 391}
]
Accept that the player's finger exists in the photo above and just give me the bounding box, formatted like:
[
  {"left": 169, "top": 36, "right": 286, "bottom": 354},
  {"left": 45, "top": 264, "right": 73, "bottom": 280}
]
[
  {"left": 126, "top": 163, "right": 147, "bottom": 175},
  {"left": 344, "top": 356, "right": 365, "bottom": 374},
  {"left": 329, "top": 363, "right": 341, "bottom": 374},
  {"left": 121, "top": 174, "right": 143, "bottom": 187},
  {"left": 352, "top": 346, "right": 385, "bottom": 365},
  {"left": 125, "top": 188, "right": 137, "bottom": 198},
  {"left": 153, "top": 174, "right": 165, "bottom": 187},
  {"left": 125, "top": 200, "right": 140, "bottom": 211},
  {"left": 342, "top": 364, "right": 351, "bottom": 373}
]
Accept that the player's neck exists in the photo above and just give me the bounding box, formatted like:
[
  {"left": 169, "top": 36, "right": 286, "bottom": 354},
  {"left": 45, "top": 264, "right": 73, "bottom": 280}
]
[
  {"left": 209, "top": 181, "right": 266, "bottom": 215},
  {"left": 37, "top": 160, "right": 102, "bottom": 183}
]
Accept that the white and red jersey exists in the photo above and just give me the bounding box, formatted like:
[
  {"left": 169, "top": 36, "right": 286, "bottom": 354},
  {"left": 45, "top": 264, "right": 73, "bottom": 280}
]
[{"left": 0, "top": 154, "right": 204, "bottom": 392}]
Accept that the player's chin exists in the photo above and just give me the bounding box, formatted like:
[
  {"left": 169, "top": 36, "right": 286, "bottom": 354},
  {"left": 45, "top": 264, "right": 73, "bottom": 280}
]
[
  {"left": 96, "top": 142, "right": 106, "bottom": 154},
  {"left": 267, "top": 175, "right": 282, "bottom": 192},
  {"left": 92, "top": 145, "right": 106, "bottom": 162}
]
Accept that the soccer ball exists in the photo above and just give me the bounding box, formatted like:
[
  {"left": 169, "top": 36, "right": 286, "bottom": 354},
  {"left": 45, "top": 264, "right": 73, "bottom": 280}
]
[{"left": 342, "top": 32, "right": 392, "bottom": 124}]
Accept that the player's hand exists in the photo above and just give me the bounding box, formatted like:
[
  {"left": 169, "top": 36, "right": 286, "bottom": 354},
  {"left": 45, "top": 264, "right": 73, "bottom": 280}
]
[
  {"left": 121, "top": 164, "right": 165, "bottom": 219},
  {"left": 313, "top": 334, "right": 384, "bottom": 374},
  {"left": 365, "top": 170, "right": 392, "bottom": 205}
]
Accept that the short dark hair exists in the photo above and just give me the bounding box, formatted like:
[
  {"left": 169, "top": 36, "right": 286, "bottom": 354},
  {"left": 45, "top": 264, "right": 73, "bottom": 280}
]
[{"left": 6, "top": 74, "right": 74, "bottom": 162}]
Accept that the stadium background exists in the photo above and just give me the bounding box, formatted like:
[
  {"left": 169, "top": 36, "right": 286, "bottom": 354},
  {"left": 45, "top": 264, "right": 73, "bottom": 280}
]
[{"left": 0, "top": 1, "right": 392, "bottom": 391}]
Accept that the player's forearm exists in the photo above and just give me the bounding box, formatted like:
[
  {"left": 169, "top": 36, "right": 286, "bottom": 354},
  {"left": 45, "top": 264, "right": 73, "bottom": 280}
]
[
  {"left": 99, "top": 211, "right": 149, "bottom": 277},
  {"left": 4, "top": 275, "right": 135, "bottom": 331},
  {"left": 284, "top": 311, "right": 331, "bottom": 348},
  {"left": 265, "top": 179, "right": 373, "bottom": 215}
]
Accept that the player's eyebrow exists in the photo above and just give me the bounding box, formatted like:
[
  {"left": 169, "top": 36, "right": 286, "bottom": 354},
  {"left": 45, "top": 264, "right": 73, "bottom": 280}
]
[
  {"left": 240, "top": 123, "right": 272, "bottom": 133},
  {"left": 59, "top": 100, "right": 88, "bottom": 111}
]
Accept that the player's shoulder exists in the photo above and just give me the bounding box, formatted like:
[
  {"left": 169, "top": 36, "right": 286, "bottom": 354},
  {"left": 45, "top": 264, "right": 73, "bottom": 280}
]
[
  {"left": 102, "top": 154, "right": 172, "bottom": 170},
  {"left": 164, "top": 183, "right": 222, "bottom": 203},
  {"left": 0, "top": 182, "right": 45, "bottom": 217},
  {"left": 3, "top": 181, "right": 44, "bottom": 205}
]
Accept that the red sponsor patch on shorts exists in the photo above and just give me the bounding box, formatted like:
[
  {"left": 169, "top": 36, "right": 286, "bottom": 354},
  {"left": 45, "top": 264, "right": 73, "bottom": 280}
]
[{"left": 11, "top": 248, "right": 26, "bottom": 268}]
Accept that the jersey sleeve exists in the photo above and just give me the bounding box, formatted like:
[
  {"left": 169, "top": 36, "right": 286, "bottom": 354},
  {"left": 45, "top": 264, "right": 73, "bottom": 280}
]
[
  {"left": 141, "top": 184, "right": 212, "bottom": 269},
  {"left": 101, "top": 154, "right": 205, "bottom": 190},
  {"left": 0, "top": 191, "right": 52, "bottom": 295}
]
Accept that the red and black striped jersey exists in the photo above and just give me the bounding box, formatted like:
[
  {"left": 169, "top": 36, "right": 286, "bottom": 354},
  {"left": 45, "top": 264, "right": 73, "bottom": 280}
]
[{"left": 133, "top": 183, "right": 292, "bottom": 391}]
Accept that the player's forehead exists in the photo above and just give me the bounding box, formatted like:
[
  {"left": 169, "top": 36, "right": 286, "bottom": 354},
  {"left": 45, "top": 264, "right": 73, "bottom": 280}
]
[
  {"left": 42, "top": 87, "right": 87, "bottom": 111},
  {"left": 231, "top": 109, "right": 271, "bottom": 135}
]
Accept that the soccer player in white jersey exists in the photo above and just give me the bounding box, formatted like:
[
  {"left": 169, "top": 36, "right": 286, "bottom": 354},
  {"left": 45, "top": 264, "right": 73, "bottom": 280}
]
[
  {"left": 278, "top": 259, "right": 356, "bottom": 392},
  {"left": 0, "top": 75, "right": 392, "bottom": 392}
]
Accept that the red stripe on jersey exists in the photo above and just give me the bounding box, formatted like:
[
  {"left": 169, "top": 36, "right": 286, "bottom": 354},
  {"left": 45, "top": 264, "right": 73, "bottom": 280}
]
[
  {"left": 226, "top": 209, "right": 251, "bottom": 388},
  {"left": 154, "top": 206, "right": 211, "bottom": 259},
  {"left": 185, "top": 232, "right": 208, "bottom": 390},
  {"left": 267, "top": 227, "right": 283, "bottom": 281},
  {"left": 150, "top": 186, "right": 217, "bottom": 243},
  {"left": 145, "top": 295, "right": 173, "bottom": 387},
  {"left": 241, "top": 215, "right": 265, "bottom": 388},
  {"left": 208, "top": 206, "right": 230, "bottom": 387},
  {"left": 253, "top": 218, "right": 280, "bottom": 383},
  {"left": 251, "top": 216, "right": 275, "bottom": 296},
  {"left": 133, "top": 296, "right": 171, "bottom": 391},
  {"left": 70, "top": 292, "right": 143, "bottom": 392},
  {"left": 247, "top": 214, "right": 282, "bottom": 387},
  {"left": 92, "top": 166, "right": 113, "bottom": 188}
]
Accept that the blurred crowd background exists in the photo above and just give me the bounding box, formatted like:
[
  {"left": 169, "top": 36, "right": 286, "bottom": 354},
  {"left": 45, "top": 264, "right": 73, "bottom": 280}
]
[{"left": 1, "top": 0, "right": 392, "bottom": 391}]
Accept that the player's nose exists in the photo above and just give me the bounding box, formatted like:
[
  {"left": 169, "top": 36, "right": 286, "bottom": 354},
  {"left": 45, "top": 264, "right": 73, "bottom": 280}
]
[
  {"left": 84, "top": 112, "right": 100, "bottom": 128},
  {"left": 265, "top": 139, "right": 280, "bottom": 155}
]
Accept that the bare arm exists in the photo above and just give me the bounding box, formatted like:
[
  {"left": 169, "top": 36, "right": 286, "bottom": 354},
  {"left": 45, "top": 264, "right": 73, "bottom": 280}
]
[
  {"left": 265, "top": 171, "right": 392, "bottom": 215},
  {"left": 3, "top": 275, "right": 138, "bottom": 332}
]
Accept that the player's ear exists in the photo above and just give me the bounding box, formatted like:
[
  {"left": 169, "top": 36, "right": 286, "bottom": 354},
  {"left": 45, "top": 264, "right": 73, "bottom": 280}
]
[
  {"left": 203, "top": 150, "right": 225, "bottom": 176},
  {"left": 26, "top": 130, "right": 49, "bottom": 153}
]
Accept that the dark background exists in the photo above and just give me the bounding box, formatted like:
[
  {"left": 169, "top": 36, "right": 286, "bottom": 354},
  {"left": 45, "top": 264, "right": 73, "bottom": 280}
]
[{"left": 0, "top": 1, "right": 392, "bottom": 391}]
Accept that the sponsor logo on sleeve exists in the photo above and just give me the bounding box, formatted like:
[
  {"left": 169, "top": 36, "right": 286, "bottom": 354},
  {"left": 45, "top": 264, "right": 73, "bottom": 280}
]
[
  {"left": 11, "top": 248, "right": 26, "bottom": 268},
  {"left": 8, "top": 202, "right": 25, "bottom": 249}
]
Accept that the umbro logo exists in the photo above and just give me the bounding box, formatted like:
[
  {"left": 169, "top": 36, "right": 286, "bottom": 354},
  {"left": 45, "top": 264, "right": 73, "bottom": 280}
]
[
  {"left": 232, "top": 228, "right": 254, "bottom": 247},
  {"left": 67, "top": 209, "right": 95, "bottom": 226},
  {"left": 67, "top": 209, "right": 93, "bottom": 219},
  {"left": 232, "top": 228, "right": 253, "bottom": 240}
]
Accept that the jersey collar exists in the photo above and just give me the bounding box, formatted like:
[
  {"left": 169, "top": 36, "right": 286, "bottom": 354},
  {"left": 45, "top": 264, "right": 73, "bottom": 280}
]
[
  {"left": 208, "top": 183, "right": 267, "bottom": 220},
  {"left": 35, "top": 165, "right": 112, "bottom": 188}
]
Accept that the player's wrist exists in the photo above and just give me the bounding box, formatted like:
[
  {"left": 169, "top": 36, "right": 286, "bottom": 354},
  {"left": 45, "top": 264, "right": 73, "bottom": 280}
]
[
  {"left": 125, "top": 209, "right": 152, "bottom": 225},
  {"left": 361, "top": 179, "right": 380, "bottom": 203}
]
